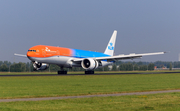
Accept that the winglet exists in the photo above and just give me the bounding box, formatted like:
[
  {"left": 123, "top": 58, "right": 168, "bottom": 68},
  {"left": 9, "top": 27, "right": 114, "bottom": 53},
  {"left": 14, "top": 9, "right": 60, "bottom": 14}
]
[{"left": 104, "top": 30, "right": 117, "bottom": 56}]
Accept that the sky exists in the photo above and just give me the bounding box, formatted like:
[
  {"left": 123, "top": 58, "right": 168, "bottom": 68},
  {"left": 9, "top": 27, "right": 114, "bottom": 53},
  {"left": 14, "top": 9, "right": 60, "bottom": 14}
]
[{"left": 0, "top": 0, "right": 180, "bottom": 62}]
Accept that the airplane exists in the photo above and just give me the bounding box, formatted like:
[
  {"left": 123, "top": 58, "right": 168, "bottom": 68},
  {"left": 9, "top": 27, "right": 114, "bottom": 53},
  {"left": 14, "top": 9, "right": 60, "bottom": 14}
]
[{"left": 15, "top": 30, "right": 165, "bottom": 74}]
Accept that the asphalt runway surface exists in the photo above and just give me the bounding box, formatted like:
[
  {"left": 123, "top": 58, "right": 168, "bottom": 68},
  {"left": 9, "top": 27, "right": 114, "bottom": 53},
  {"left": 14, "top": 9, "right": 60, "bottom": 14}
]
[
  {"left": 0, "top": 71, "right": 180, "bottom": 77},
  {"left": 0, "top": 89, "right": 180, "bottom": 102}
]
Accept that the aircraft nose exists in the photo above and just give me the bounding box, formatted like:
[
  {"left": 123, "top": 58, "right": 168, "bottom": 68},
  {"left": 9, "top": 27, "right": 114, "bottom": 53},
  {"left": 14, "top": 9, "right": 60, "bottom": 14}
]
[
  {"left": 27, "top": 51, "right": 31, "bottom": 57},
  {"left": 27, "top": 50, "right": 34, "bottom": 57},
  {"left": 27, "top": 49, "right": 39, "bottom": 58}
]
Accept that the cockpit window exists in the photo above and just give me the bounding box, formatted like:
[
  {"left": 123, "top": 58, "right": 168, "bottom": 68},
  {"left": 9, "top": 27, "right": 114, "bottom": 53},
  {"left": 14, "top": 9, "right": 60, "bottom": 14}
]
[{"left": 28, "top": 50, "right": 36, "bottom": 52}]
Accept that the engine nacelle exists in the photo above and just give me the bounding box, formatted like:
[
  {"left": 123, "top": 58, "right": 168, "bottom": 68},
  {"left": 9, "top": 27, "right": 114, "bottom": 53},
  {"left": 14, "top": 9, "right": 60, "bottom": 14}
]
[
  {"left": 33, "top": 61, "right": 49, "bottom": 70},
  {"left": 81, "top": 58, "right": 99, "bottom": 70}
]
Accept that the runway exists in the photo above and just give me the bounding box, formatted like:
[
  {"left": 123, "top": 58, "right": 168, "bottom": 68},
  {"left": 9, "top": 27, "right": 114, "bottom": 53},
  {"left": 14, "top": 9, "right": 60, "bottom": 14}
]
[
  {"left": 0, "top": 71, "right": 180, "bottom": 77},
  {"left": 0, "top": 89, "right": 180, "bottom": 102}
]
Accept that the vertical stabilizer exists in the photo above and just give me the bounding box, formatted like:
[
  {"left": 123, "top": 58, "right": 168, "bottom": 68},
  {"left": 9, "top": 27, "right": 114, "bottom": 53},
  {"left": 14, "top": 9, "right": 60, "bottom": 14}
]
[{"left": 104, "top": 30, "right": 117, "bottom": 56}]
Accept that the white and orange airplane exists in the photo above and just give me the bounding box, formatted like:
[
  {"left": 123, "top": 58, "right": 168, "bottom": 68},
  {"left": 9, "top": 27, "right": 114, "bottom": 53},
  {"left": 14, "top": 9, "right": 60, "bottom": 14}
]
[{"left": 15, "top": 30, "right": 165, "bottom": 74}]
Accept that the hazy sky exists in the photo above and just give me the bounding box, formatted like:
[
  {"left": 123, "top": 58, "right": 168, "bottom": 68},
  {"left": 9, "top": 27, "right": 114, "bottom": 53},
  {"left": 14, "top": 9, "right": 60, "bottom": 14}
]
[{"left": 0, "top": 0, "right": 180, "bottom": 62}]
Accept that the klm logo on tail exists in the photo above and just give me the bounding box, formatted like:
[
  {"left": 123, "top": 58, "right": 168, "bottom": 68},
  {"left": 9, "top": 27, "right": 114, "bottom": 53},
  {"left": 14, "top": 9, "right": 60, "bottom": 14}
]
[
  {"left": 104, "top": 30, "right": 117, "bottom": 56},
  {"left": 108, "top": 43, "right": 114, "bottom": 50}
]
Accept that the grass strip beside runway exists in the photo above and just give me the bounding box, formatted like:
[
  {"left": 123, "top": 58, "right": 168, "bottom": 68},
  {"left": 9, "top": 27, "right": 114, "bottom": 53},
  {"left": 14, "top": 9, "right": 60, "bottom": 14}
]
[
  {"left": 0, "top": 92, "right": 180, "bottom": 111},
  {"left": 0, "top": 73, "right": 180, "bottom": 99},
  {"left": 0, "top": 70, "right": 180, "bottom": 75}
]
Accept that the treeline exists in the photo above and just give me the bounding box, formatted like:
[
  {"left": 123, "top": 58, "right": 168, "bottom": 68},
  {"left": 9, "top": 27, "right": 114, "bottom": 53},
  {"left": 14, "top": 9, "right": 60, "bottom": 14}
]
[
  {"left": 0, "top": 61, "right": 179, "bottom": 72},
  {"left": 0, "top": 61, "right": 32, "bottom": 72}
]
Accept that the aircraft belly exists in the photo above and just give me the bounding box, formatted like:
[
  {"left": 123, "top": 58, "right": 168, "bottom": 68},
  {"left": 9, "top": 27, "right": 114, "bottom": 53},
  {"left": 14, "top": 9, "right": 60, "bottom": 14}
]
[{"left": 28, "top": 56, "right": 73, "bottom": 65}]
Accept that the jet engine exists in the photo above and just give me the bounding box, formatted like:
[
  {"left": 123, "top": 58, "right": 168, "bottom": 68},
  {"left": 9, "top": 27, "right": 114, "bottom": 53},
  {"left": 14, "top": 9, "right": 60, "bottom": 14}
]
[
  {"left": 81, "top": 58, "right": 99, "bottom": 70},
  {"left": 33, "top": 61, "right": 49, "bottom": 70}
]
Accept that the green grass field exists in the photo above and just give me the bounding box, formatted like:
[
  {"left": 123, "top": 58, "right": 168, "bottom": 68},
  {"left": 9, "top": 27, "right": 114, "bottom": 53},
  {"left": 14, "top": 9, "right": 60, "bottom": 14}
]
[
  {"left": 0, "top": 72, "right": 180, "bottom": 99},
  {"left": 0, "top": 70, "right": 179, "bottom": 75},
  {"left": 0, "top": 93, "right": 180, "bottom": 111},
  {"left": 1, "top": 71, "right": 180, "bottom": 110}
]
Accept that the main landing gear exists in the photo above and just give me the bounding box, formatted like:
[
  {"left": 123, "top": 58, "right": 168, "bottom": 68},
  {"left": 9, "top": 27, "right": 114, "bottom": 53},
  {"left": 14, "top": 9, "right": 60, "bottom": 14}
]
[
  {"left": 57, "top": 70, "right": 94, "bottom": 74},
  {"left": 85, "top": 70, "right": 94, "bottom": 74},
  {"left": 57, "top": 67, "right": 95, "bottom": 74},
  {"left": 58, "top": 67, "right": 67, "bottom": 74},
  {"left": 58, "top": 70, "right": 67, "bottom": 74}
]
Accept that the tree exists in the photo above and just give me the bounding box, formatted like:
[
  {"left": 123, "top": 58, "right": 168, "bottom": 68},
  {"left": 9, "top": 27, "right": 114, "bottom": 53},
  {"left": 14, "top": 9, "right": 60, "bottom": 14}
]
[
  {"left": 169, "top": 63, "right": 172, "bottom": 70},
  {"left": 112, "top": 64, "right": 117, "bottom": 71},
  {"left": 148, "top": 63, "right": 154, "bottom": 70},
  {"left": 139, "top": 65, "right": 147, "bottom": 71},
  {"left": 119, "top": 62, "right": 133, "bottom": 71},
  {"left": 10, "top": 62, "right": 26, "bottom": 72},
  {"left": 133, "top": 64, "right": 139, "bottom": 71},
  {"left": 0, "top": 64, "right": 8, "bottom": 72},
  {"left": 49, "top": 64, "right": 60, "bottom": 72}
]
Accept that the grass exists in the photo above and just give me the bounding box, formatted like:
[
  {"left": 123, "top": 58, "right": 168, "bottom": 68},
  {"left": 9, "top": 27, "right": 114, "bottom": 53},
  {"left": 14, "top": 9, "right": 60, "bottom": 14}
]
[
  {"left": 0, "top": 70, "right": 180, "bottom": 75},
  {"left": 1, "top": 92, "right": 180, "bottom": 111},
  {"left": 0, "top": 73, "right": 180, "bottom": 99},
  {"left": 1, "top": 72, "right": 180, "bottom": 110},
  {"left": 0, "top": 72, "right": 57, "bottom": 75}
]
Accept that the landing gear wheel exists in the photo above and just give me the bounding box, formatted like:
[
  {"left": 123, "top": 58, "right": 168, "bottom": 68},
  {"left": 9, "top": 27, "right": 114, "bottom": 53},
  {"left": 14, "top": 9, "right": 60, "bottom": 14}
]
[
  {"left": 85, "top": 71, "right": 94, "bottom": 74},
  {"left": 58, "top": 71, "right": 67, "bottom": 74}
]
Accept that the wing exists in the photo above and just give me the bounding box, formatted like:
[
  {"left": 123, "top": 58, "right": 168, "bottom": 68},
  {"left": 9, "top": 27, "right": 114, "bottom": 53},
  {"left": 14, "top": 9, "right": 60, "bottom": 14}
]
[
  {"left": 95, "top": 52, "right": 165, "bottom": 62},
  {"left": 14, "top": 53, "right": 27, "bottom": 57},
  {"left": 72, "top": 52, "right": 166, "bottom": 62}
]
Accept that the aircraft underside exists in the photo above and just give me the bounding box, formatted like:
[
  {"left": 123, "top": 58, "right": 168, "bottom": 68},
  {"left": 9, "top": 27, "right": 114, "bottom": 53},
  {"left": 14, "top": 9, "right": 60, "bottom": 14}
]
[{"left": 29, "top": 56, "right": 113, "bottom": 74}]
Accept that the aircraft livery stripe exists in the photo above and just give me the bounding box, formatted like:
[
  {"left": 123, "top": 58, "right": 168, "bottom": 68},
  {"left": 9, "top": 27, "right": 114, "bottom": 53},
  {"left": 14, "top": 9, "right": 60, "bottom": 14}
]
[
  {"left": 72, "top": 49, "right": 110, "bottom": 58},
  {"left": 27, "top": 45, "right": 110, "bottom": 58}
]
